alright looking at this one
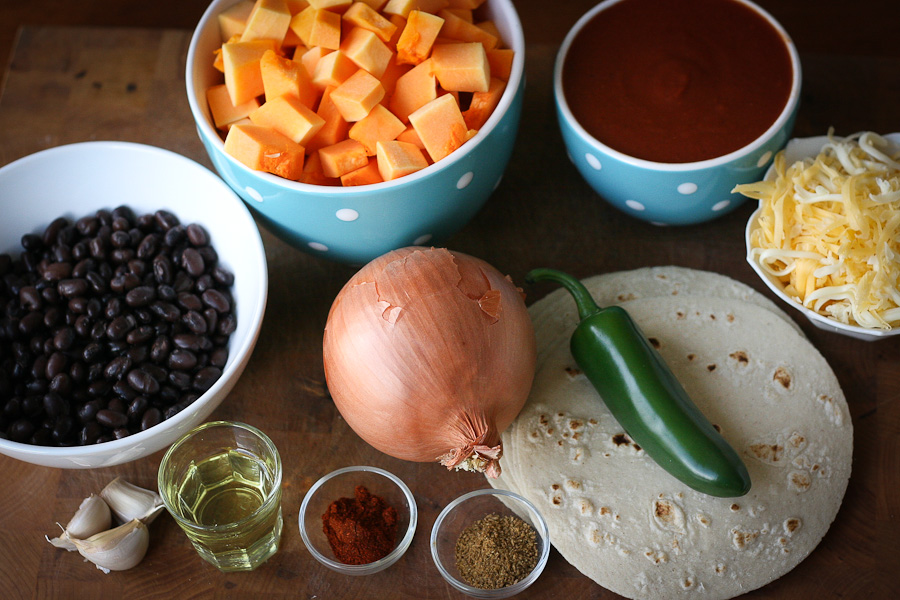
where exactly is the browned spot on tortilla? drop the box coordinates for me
[654,501,673,519]
[715,563,727,574]
[570,419,583,430]
[648,337,661,349]
[730,350,749,365]
[557,440,563,446]
[617,292,636,302]
[539,414,549,425]
[588,418,598,425]
[632,442,642,452]
[558,412,565,417]
[551,483,560,490]
[732,529,760,550]
[687,353,696,361]
[552,496,561,505]
[573,432,581,440]
[727,313,735,322]
[789,432,806,448]
[677,310,686,319]
[599,507,611,515]
[547,428,554,435]
[785,518,801,533]
[789,471,811,492]
[713,424,721,432]
[707,363,717,371]
[750,442,783,463]
[730,504,740,512]
[709,313,717,320]
[613,433,632,446]
[563,431,570,438]
[773,367,792,388]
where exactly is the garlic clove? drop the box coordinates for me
[46,494,112,552]
[99,477,165,525]
[72,519,150,573]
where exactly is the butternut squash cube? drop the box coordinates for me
[396,124,425,149]
[442,8,471,22]
[431,42,490,92]
[386,14,407,50]
[308,0,352,9]
[340,27,393,78]
[358,0,389,9]
[290,7,341,50]
[260,49,318,107]
[299,150,340,185]
[378,55,411,101]
[298,45,332,77]
[389,58,436,122]
[462,76,505,129]
[250,94,325,145]
[218,0,255,41]
[383,0,448,19]
[240,0,292,44]
[349,104,406,154]
[340,157,384,186]
[207,83,261,129]
[222,39,281,105]
[437,9,498,49]
[485,47,513,81]
[286,0,312,13]
[330,69,385,121]
[396,10,444,66]
[343,2,397,42]
[319,138,369,177]
[306,86,350,152]
[408,93,468,161]
[224,123,305,180]
[376,140,428,180]
[312,50,359,88]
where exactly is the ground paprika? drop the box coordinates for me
[322,485,399,564]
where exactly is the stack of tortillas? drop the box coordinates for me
[490,267,852,599]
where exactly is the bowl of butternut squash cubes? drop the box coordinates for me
[187,0,525,264]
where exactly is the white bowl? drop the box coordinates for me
[745,133,900,340]
[0,141,268,467]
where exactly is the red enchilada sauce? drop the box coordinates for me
[562,0,793,163]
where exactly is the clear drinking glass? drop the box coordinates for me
[158,421,283,572]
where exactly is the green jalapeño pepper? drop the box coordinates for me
[527,268,751,498]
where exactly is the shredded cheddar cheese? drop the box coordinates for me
[735,131,900,329]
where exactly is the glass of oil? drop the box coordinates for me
[158,421,283,571]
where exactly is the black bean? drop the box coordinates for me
[157,284,176,302]
[218,313,237,336]
[79,421,102,445]
[18,310,43,335]
[193,366,222,393]
[195,273,213,293]
[140,408,162,431]
[164,225,186,247]
[49,373,73,397]
[46,352,67,379]
[43,217,68,247]
[183,311,207,335]
[128,259,147,278]
[53,327,75,351]
[203,308,218,334]
[137,234,159,259]
[85,271,107,294]
[104,356,132,380]
[186,223,209,247]
[112,205,136,223]
[126,325,154,345]
[181,248,205,277]
[87,379,111,397]
[127,368,160,395]
[173,333,203,351]
[112,379,138,402]
[43,307,62,329]
[197,246,218,266]
[152,255,173,285]
[43,392,68,418]
[210,347,229,368]
[168,349,198,371]
[68,297,88,315]
[41,262,72,282]
[168,371,191,390]
[8,419,35,442]
[150,301,180,323]
[96,409,128,429]
[20,234,43,252]
[106,316,133,341]
[51,416,74,444]
[201,289,230,313]
[58,278,88,298]
[126,286,156,307]
[154,210,180,231]
[127,396,148,424]
[76,216,99,236]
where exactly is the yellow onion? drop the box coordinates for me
[323,247,536,477]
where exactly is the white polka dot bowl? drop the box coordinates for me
[554,0,801,226]
[0,141,267,468]
[744,133,900,341]
[186,0,525,265]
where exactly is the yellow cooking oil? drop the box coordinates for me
[167,447,283,571]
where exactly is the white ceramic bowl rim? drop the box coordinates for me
[298,465,418,573]
[0,141,268,462]
[429,487,551,596]
[744,133,900,340]
[186,0,526,194]
[554,0,802,172]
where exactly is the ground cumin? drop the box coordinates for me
[455,513,538,589]
[322,485,398,565]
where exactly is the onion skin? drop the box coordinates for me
[323,247,536,477]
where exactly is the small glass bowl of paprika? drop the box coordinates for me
[298,465,417,575]
[431,488,550,598]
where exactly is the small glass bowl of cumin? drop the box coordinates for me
[298,465,417,575]
[431,488,550,598]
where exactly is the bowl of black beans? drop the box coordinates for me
[0,141,267,468]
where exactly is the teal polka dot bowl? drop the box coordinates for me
[187,0,525,265]
[554,0,801,226]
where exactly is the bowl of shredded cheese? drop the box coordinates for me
[737,131,900,340]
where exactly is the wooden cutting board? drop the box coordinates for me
[1,24,899,600]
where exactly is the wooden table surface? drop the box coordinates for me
[1,1,898,598]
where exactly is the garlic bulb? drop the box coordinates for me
[72,519,150,574]
[47,494,112,551]
[100,477,165,525]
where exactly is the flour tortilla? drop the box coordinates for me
[492,294,852,600]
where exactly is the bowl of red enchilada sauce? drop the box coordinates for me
[555,0,800,225]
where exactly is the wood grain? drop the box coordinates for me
[0,2,899,597]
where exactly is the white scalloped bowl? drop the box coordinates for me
[744,133,900,341]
